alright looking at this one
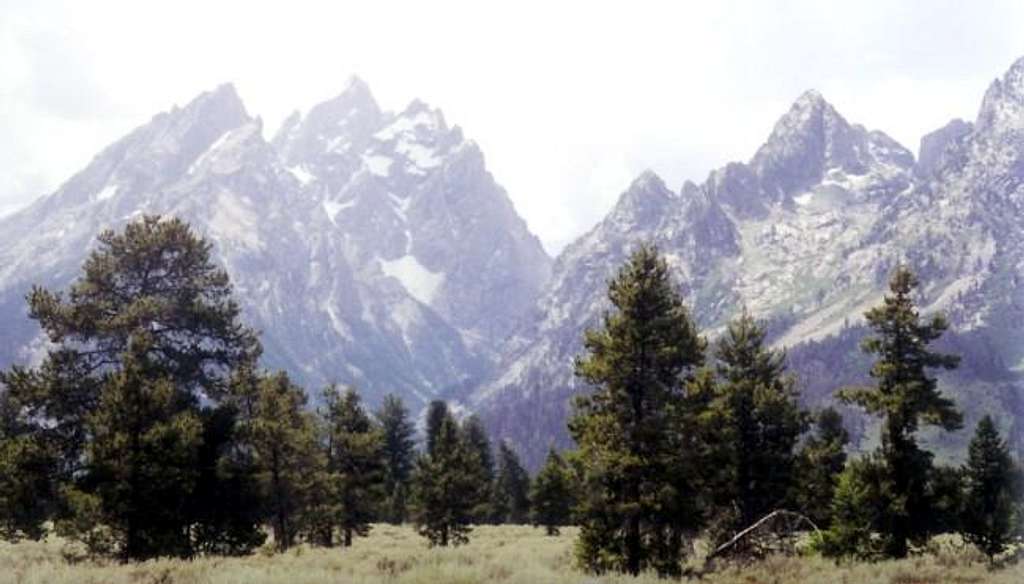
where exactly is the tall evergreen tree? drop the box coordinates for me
[960,415,1022,562]
[61,336,203,560]
[704,312,808,538]
[569,244,707,576]
[376,394,416,524]
[492,441,531,524]
[793,408,849,528]
[462,415,496,522]
[187,403,266,556]
[836,266,962,558]
[424,400,449,456]
[410,412,482,547]
[0,216,262,559]
[530,448,575,535]
[321,386,385,547]
[0,391,56,542]
[239,372,321,552]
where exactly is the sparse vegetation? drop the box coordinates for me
[0,525,1021,584]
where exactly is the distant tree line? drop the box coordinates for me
[0,218,1020,574]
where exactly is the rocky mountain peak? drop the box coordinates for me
[917,118,973,178]
[750,89,916,203]
[750,89,863,197]
[274,78,385,170]
[976,56,1024,134]
[614,168,671,204]
[765,89,844,143]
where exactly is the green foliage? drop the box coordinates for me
[55,486,118,559]
[462,415,496,523]
[812,455,892,560]
[492,441,531,524]
[376,394,416,525]
[187,404,266,556]
[424,400,449,457]
[835,266,962,558]
[410,413,483,547]
[0,216,263,560]
[236,372,322,552]
[925,465,964,537]
[702,312,809,538]
[320,386,386,546]
[569,244,706,577]
[960,415,1022,562]
[793,408,849,528]
[0,393,55,542]
[67,338,204,560]
[530,448,575,535]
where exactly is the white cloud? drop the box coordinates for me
[2,0,1023,254]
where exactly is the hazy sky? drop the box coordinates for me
[2,1,1023,253]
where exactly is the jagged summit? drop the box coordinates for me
[174,82,251,129]
[917,118,973,178]
[472,59,1024,468]
[976,55,1024,134]
[0,77,552,412]
[748,89,914,201]
[605,170,675,228]
[750,89,858,196]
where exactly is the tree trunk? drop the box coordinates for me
[625,514,641,575]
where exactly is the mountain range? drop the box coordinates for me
[0,78,550,408]
[473,57,1024,467]
[2,57,1024,469]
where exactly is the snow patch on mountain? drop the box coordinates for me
[288,165,315,185]
[95,184,118,202]
[362,154,393,176]
[381,255,444,305]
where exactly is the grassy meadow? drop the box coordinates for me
[1,524,1021,584]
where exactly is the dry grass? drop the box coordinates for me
[1,525,1021,584]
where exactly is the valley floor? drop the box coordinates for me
[1,524,1021,584]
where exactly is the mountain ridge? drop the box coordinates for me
[472,60,1024,468]
[0,79,552,410]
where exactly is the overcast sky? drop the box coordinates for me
[2,1,1023,253]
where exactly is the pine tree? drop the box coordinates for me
[410,412,482,547]
[492,441,531,524]
[836,265,962,558]
[813,454,892,560]
[530,448,575,535]
[240,372,322,552]
[321,386,385,547]
[0,216,262,558]
[187,403,266,556]
[425,400,449,456]
[0,392,56,541]
[794,408,849,528]
[61,335,203,560]
[462,415,496,522]
[960,415,1022,562]
[569,244,707,576]
[704,312,809,537]
[376,394,416,524]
